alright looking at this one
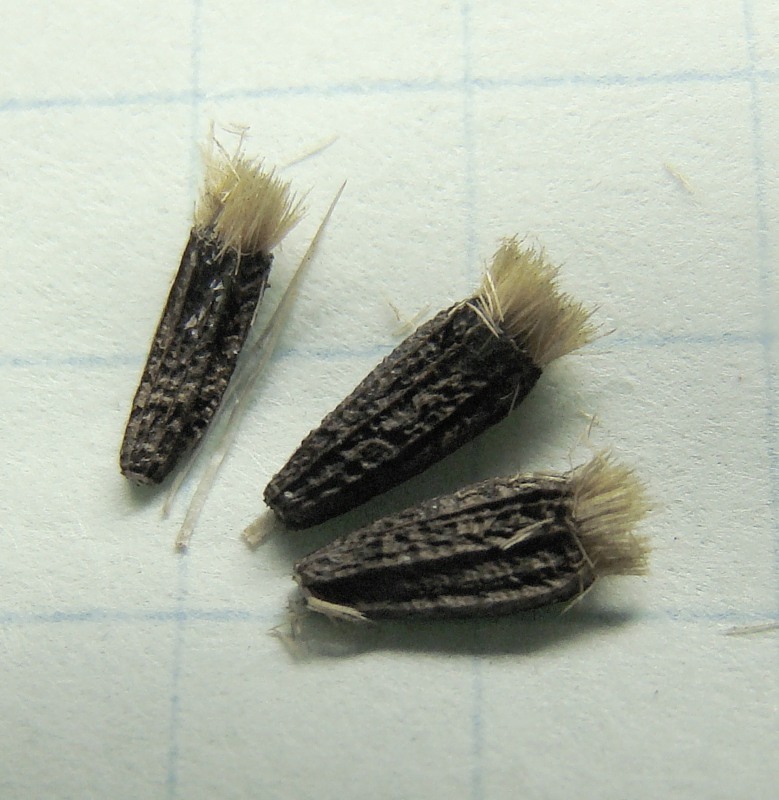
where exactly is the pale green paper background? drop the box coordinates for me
[1,2,778,799]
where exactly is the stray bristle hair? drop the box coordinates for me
[194,138,304,256]
[474,238,597,367]
[570,452,651,577]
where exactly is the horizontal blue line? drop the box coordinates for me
[0,89,192,113]
[209,77,458,102]
[0,343,393,370]
[0,353,142,369]
[0,330,770,371]
[0,606,775,627]
[473,67,757,90]
[3,66,779,115]
[0,607,270,625]
[592,330,769,349]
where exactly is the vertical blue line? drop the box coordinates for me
[470,630,485,800]
[461,4,485,799]
[166,561,188,800]
[461,0,478,287]
[189,0,204,188]
[742,2,779,636]
[167,2,203,797]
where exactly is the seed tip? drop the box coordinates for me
[475,237,598,367]
[569,451,651,577]
[194,131,305,256]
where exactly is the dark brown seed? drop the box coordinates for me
[265,240,596,529]
[266,303,540,527]
[119,139,302,485]
[294,454,649,621]
[120,232,272,484]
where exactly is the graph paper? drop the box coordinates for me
[1,2,777,798]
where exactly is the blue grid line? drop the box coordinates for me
[0,90,193,113]
[4,66,779,115]
[166,2,203,796]
[0,330,770,371]
[0,605,775,628]
[742,1,779,658]
[188,0,203,189]
[461,3,477,285]
[0,607,260,625]
[471,67,762,90]
[3,12,775,800]
[461,5,481,797]
[212,67,779,95]
[166,555,187,800]
[459,4,485,798]
[598,331,767,349]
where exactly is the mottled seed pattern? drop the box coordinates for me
[265,303,541,528]
[294,474,593,620]
[120,230,272,484]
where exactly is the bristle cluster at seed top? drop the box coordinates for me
[569,452,651,578]
[474,239,597,368]
[194,140,305,256]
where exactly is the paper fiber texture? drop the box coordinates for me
[1,2,778,799]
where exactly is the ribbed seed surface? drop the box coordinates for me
[295,475,594,620]
[266,303,542,528]
[120,230,272,484]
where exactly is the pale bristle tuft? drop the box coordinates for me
[194,139,304,255]
[569,452,651,577]
[474,238,597,367]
